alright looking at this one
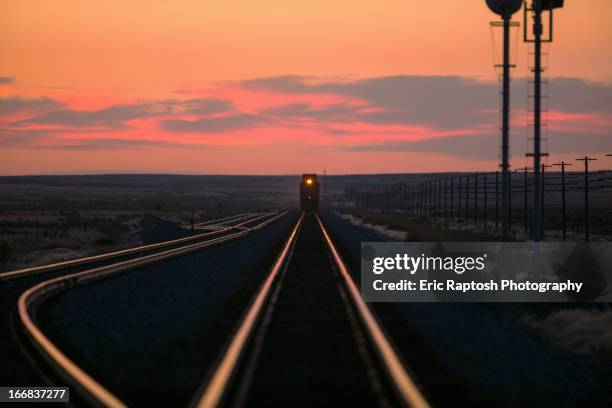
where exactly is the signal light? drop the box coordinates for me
[486,0,523,16]
[540,0,564,11]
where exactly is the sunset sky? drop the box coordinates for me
[1,0,611,175]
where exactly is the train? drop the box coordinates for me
[300,174,319,211]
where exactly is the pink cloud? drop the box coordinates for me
[2,75,610,174]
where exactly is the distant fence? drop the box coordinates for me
[343,169,612,241]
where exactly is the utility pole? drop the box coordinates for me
[540,163,553,238]
[425,182,428,217]
[383,187,387,212]
[395,184,399,212]
[444,178,448,220]
[508,169,513,234]
[458,175,463,221]
[422,183,426,217]
[474,173,479,226]
[438,179,442,214]
[484,173,488,231]
[516,166,531,233]
[408,186,412,215]
[553,161,572,240]
[576,156,597,241]
[463,175,468,222]
[417,185,420,217]
[431,180,436,216]
[450,177,454,220]
[386,186,389,212]
[495,171,499,230]
[417,184,420,217]
[397,184,401,211]
[428,181,433,217]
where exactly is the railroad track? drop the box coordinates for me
[1,211,287,404]
[10,211,430,408]
[1,212,281,282]
[195,212,430,408]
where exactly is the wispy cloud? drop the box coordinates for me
[260,102,370,123]
[43,138,205,150]
[243,75,498,129]
[15,103,167,129]
[1,96,245,150]
[0,77,14,85]
[343,132,612,160]
[242,75,612,130]
[0,96,63,116]
[152,97,235,115]
[2,75,610,159]
[242,75,314,94]
[0,127,204,150]
[161,114,262,133]
[15,98,234,129]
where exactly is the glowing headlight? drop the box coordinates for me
[306,179,313,185]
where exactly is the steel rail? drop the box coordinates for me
[194,213,304,408]
[193,213,273,229]
[217,213,275,227]
[315,214,430,408]
[1,212,277,281]
[230,212,280,229]
[195,213,257,227]
[17,210,288,408]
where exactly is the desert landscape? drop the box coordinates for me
[0,175,298,271]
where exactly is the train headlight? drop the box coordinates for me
[306,179,313,185]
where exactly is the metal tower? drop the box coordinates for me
[523,0,564,241]
[486,0,523,241]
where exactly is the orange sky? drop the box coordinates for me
[1,0,611,175]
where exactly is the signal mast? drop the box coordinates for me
[485,0,523,241]
[523,0,564,242]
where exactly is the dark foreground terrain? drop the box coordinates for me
[322,211,612,407]
[1,173,610,407]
